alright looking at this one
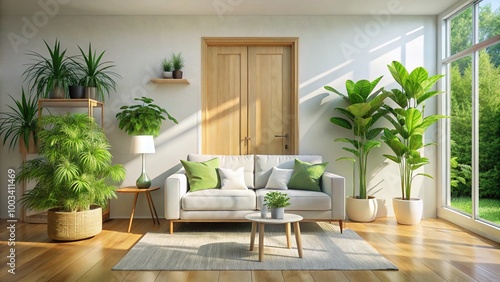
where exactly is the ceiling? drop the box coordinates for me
[1,0,460,16]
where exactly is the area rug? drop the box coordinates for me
[113,222,398,271]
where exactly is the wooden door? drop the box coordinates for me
[248,46,292,154]
[203,46,248,154]
[202,38,298,155]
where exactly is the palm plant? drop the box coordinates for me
[381,61,447,200]
[0,89,38,152]
[325,77,389,199]
[23,39,76,98]
[73,43,121,101]
[18,113,125,212]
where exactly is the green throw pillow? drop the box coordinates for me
[287,159,328,191]
[181,158,221,192]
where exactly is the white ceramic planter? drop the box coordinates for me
[346,196,378,222]
[162,71,173,78]
[393,197,423,225]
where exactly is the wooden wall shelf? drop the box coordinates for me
[151,78,190,84]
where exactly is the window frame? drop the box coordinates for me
[438,0,500,243]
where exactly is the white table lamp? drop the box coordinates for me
[131,135,156,188]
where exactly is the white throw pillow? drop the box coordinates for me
[218,167,248,190]
[265,167,293,190]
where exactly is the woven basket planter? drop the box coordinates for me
[47,205,102,241]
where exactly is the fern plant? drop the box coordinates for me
[115,96,178,137]
[18,113,125,212]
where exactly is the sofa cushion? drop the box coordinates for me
[265,167,293,190]
[288,159,328,191]
[218,167,247,190]
[256,189,331,211]
[188,154,254,188]
[254,155,323,188]
[181,158,220,192]
[182,189,256,211]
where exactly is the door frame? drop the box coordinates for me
[201,37,299,154]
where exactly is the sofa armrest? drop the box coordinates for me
[321,172,346,220]
[164,170,188,219]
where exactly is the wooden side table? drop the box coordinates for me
[245,212,303,262]
[117,186,160,232]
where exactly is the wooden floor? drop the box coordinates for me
[1,217,499,282]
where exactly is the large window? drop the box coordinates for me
[442,0,500,234]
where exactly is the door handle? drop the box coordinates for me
[274,133,288,139]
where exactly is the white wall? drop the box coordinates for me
[0,14,438,219]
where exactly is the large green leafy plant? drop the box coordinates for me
[116,96,178,137]
[382,61,447,200]
[0,89,38,151]
[18,113,125,212]
[72,43,121,101]
[325,77,389,199]
[23,39,76,98]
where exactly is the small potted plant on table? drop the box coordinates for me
[264,191,291,219]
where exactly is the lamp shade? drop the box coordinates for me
[131,135,156,154]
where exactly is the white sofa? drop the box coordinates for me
[165,154,345,233]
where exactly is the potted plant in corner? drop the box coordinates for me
[324,76,389,222]
[171,52,184,79]
[0,89,38,154]
[72,43,121,101]
[381,61,447,225]
[264,191,291,219]
[161,58,173,79]
[18,113,125,241]
[23,39,76,99]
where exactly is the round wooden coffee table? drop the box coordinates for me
[245,212,303,261]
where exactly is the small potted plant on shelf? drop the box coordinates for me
[324,76,389,222]
[18,113,125,241]
[171,52,184,79]
[23,39,76,99]
[264,191,291,219]
[381,61,447,225]
[72,43,121,101]
[0,89,38,154]
[161,58,173,79]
